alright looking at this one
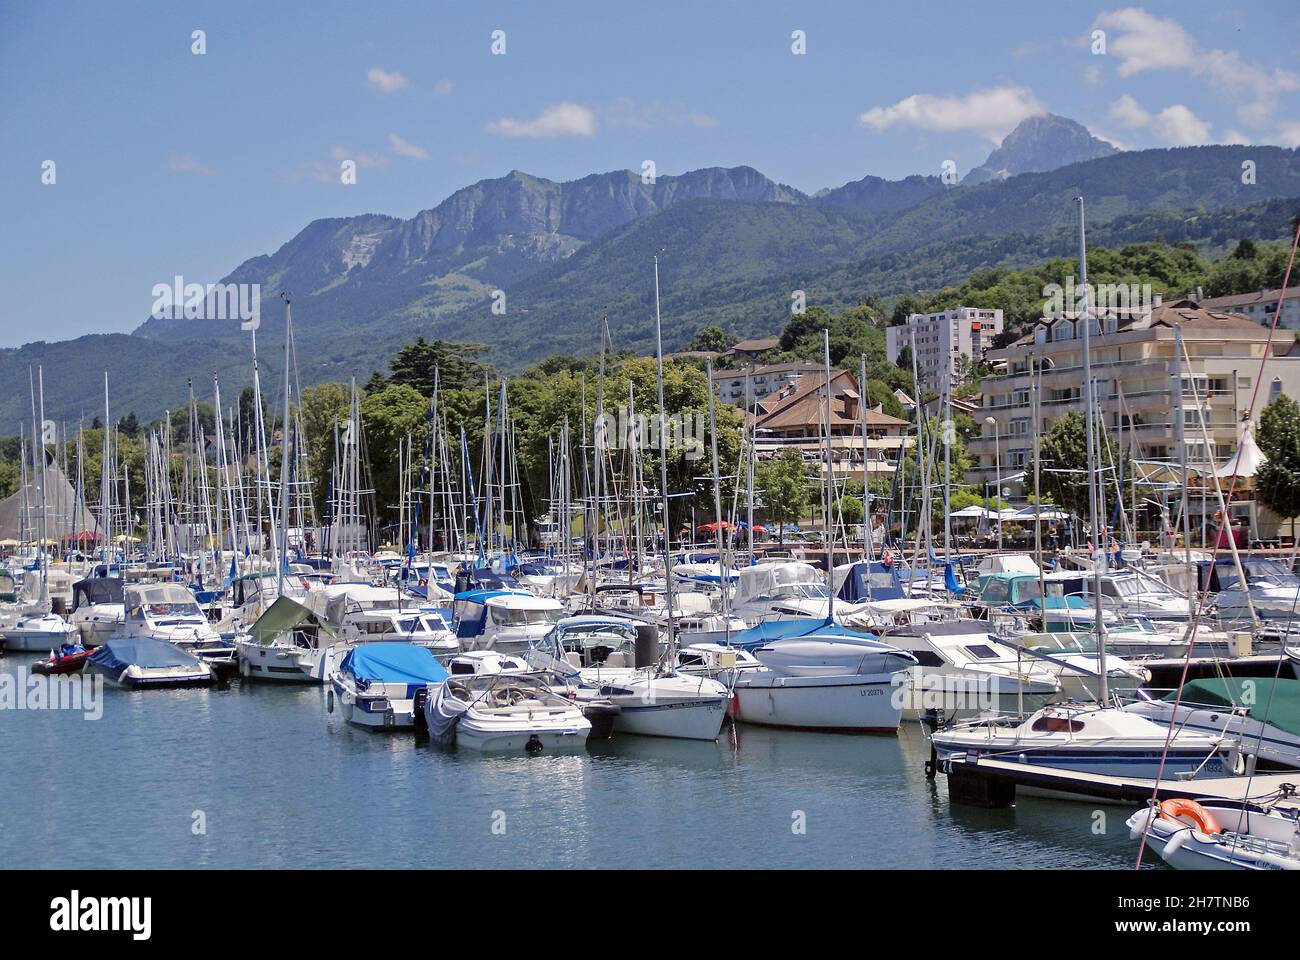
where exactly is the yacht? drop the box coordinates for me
[423,670,591,753]
[1128,798,1300,870]
[117,581,236,669]
[1124,677,1300,771]
[235,595,346,683]
[69,577,125,646]
[452,588,565,655]
[328,642,449,730]
[527,615,731,741]
[868,619,1062,719]
[1200,558,1300,623]
[87,635,214,688]
[731,561,851,624]
[722,624,918,732]
[932,701,1236,781]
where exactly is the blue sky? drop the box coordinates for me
[2,0,1297,347]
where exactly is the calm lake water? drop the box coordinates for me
[0,656,1145,869]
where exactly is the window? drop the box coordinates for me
[1031,715,1085,733]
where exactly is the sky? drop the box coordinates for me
[1,0,1297,348]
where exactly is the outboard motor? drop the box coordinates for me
[634,624,659,668]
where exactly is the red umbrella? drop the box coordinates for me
[64,530,103,542]
[696,521,735,533]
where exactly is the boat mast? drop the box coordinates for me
[652,253,677,666]
[1076,196,1108,705]
[823,330,835,624]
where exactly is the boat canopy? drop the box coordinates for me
[337,643,449,685]
[72,577,124,611]
[834,561,905,603]
[250,595,340,646]
[726,618,867,651]
[89,636,204,671]
[1165,678,1300,738]
[734,561,821,603]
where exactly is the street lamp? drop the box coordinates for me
[984,415,1001,550]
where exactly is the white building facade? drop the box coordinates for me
[886,306,1004,392]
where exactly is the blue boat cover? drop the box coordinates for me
[726,619,870,651]
[88,636,203,671]
[836,562,905,603]
[338,643,448,685]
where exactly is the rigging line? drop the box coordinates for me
[1136,212,1300,869]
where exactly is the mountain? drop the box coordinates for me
[134,166,806,342]
[964,114,1119,185]
[9,141,1300,427]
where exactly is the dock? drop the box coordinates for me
[944,754,1300,809]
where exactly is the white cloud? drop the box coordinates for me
[387,132,428,160]
[367,67,408,93]
[1108,94,1150,129]
[432,79,454,96]
[485,102,596,139]
[1107,94,1211,145]
[1277,122,1300,148]
[1093,8,1196,77]
[1151,105,1211,146]
[1084,64,1103,86]
[1093,7,1299,130]
[168,154,214,176]
[856,85,1045,142]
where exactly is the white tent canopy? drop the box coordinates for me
[1214,427,1267,479]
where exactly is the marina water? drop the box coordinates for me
[1,658,1142,869]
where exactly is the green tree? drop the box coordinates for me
[388,337,488,396]
[1033,412,1130,525]
[756,447,810,544]
[688,325,731,352]
[1254,395,1300,540]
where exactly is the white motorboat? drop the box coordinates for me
[423,671,591,753]
[86,635,214,688]
[328,642,449,730]
[868,618,1062,719]
[723,625,918,732]
[452,589,565,655]
[235,595,346,683]
[731,561,849,624]
[0,611,79,652]
[1124,677,1300,771]
[1128,798,1300,870]
[69,577,125,647]
[1203,557,1300,623]
[932,702,1236,781]
[527,615,731,740]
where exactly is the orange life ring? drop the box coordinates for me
[1158,798,1222,835]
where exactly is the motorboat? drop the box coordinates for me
[731,561,852,624]
[451,589,565,655]
[1128,798,1300,870]
[722,622,918,732]
[1201,557,1300,622]
[932,701,1236,781]
[328,642,449,730]
[999,632,1150,702]
[117,581,237,673]
[867,618,1062,719]
[69,577,125,646]
[0,611,79,652]
[235,595,346,683]
[423,671,591,753]
[1124,677,1300,771]
[86,635,214,688]
[1046,569,1193,623]
[527,615,731,740]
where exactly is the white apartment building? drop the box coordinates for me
[970,299,1300,495]
[886,306,1004,392]
[1199,286,1300,330]
[710,360,824,408]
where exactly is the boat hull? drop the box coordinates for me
[731,671,902,732]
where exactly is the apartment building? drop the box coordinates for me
[1199,286,1300,330]
[885,306,1004,392]
[711,360,824,409]
[969,298,1300,492]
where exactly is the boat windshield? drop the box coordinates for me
[784,582,829,600]
[491,606,564,626]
